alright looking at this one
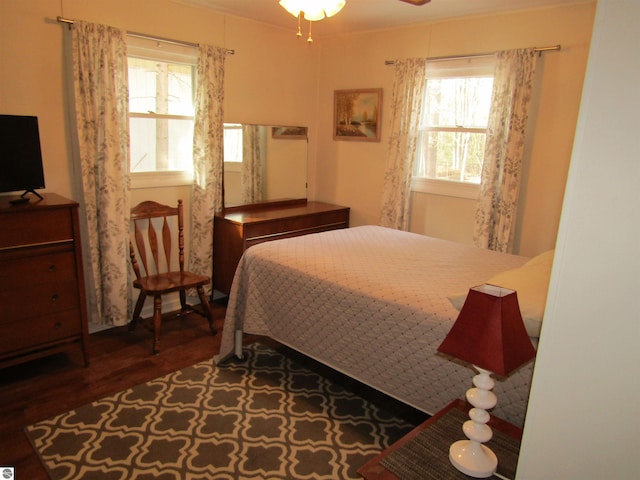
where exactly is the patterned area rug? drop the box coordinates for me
[25,342,415,480]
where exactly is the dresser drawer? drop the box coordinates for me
[0,310,82,354]
[0,208,74,249]
[0,279,80,324]
[0,246,76,290]
[244,209,349,243]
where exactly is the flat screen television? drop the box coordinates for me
[0,114,46,200]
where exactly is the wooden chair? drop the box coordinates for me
[128,199,216,354]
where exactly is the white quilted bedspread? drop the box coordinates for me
[217,225,535,427]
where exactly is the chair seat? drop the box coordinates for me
[133,271,210,294]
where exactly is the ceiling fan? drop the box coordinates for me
[398,0,432,5]
[280,0,432,43]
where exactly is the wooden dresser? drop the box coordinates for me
[213,200,350,295]
[0,193,89,368]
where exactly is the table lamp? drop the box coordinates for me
[437,284,536,478]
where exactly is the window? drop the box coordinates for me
[222,123,243,174]
[412,57,495,198]
[127,36,197,187]
[223,123,243,163]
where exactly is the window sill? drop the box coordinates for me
[130,171,193,189]
[411,177,480,200]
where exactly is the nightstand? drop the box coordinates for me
[358,399,522,480]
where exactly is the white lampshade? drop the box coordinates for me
[279,0,346,21]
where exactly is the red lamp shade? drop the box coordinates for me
[438,284,536,376]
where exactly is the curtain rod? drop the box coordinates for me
[56,16,235,55]
[384,44,560,65]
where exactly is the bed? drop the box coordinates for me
[215,225,548,427]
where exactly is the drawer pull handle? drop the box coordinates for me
[51,294,59,303]
[54,322,62,329]
[48,264,57,272]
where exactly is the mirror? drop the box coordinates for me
[223,123,307,208]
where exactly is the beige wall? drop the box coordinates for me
[1,1,594,264]
[0,0,319,205]
[518,1,638,476]
[315,3,596,256]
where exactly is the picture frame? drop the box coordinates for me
[271,126,308,139]
[333,88,382,142]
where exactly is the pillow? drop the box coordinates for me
[448,250,554,338]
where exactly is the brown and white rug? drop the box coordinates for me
[25,342,416,480]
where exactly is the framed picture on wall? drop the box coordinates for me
[272,126,308,139]
[333,88,382,142]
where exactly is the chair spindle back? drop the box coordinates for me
[129,200,185,279]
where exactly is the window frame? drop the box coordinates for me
[126,36,197,189]
[411,56,496,199]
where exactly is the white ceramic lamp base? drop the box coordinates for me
[449,439,497,478]
[449,366,499,478]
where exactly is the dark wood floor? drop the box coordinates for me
[0,300,426,478]
[0,300,236,478]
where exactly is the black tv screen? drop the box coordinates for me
[0,114,46,195]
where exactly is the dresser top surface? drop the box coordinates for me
[0,193,77,213]
[218,201,349,225]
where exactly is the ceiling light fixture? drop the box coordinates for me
[279,0,346,44]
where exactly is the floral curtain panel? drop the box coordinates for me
[379,58,428,230]
[473,48,538,253]
[189,44,226,292]
[70,21,130,326]
[241,124,265,204]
